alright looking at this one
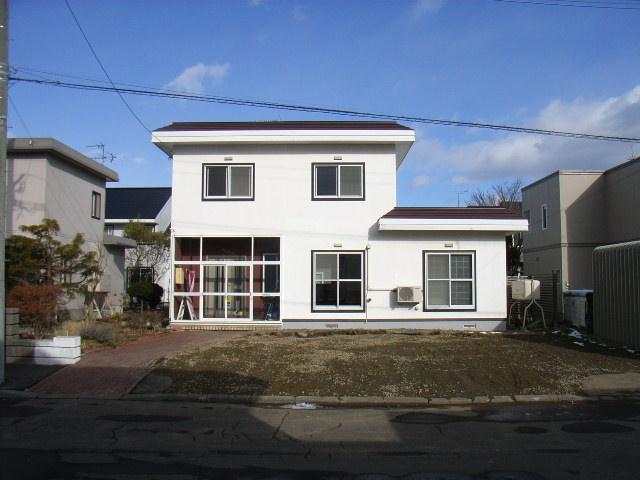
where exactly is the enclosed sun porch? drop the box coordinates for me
[172,236,281,324]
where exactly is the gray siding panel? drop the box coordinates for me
[593,241,640,349]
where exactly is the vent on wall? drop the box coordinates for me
[396,287,421,304]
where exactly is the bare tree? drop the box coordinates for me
[468,178,523,212]
[468,178,524,275]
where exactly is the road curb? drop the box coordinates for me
[2,389,633,407]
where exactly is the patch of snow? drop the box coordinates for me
[283,402,318,410]
[567,329,583,339]
[552,330,560,334]
[573,341,585,347]
[626,349,636,354]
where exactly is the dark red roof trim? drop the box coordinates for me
[381,207,524,220]
[154,121,411,132]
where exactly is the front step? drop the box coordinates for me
[171,323,281,332]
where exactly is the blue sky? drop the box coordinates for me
[8,0,640,206]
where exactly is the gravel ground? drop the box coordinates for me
[139,330,640,398]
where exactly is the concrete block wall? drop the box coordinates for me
[5,308,81,365]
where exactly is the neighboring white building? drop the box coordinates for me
[104,187,172,301]
[7,138,134,317]
[152,121,527,331]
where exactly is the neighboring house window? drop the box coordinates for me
[127,267,154,286]
[541,204,548,230]
[312,163,364,200]
[91,191,101,219]
[312,251,364,311]
[104,224,114,236]
[423,251,475,311]
[202,164,254,200]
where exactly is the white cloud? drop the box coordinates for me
[411,0,443,19]
[411,174,430,189]
[133,156,145,166]
[248,0,263,6]
[291,5,308,22]
[406,85,640,183]
[166,62,230,93]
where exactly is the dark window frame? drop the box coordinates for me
[126,266,154,288]
[201,163,255,201]
[541,204,548,230]
[311,162,365,201]
[422,250,477,312]
[311,250,366,313]
[91,191,101,219]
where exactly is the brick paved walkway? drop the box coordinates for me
[30,331,244,396]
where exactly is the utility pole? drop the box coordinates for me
[0,0,8,384]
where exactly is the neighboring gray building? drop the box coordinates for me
[105,187,171,302]
[522,156,640,291]
[7,138,134,316]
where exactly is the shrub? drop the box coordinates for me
[80,322,117,345]
[127,281,163,309]
[7,284,62,337]
[123,311,164,331]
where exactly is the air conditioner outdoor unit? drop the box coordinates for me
[396,286,421,304]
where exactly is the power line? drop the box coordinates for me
[486,0,640,10]
[8,97,32,137]
[9,75,640,144]
[63,0,151,134]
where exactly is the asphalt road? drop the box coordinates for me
[1,396,640,479]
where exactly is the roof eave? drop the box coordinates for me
[8,138,119,182]
[378,218,529,233]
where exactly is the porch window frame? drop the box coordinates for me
[311,163,365,201]
[422,250,477,312]
[201,163,255,201]
[172,236,281,322]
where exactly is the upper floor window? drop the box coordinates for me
[91,191,101,219]
[312,163,364,200]
[541,204,548,230]
[202,164,254,200]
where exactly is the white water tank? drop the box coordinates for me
[511,279,541,301]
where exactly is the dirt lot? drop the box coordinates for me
[145,330,640,398]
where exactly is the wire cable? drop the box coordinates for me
[486,0,640,10]
[63,0,151,133]
[9,75,640,144]
[8,96,33,137]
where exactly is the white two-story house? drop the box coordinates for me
[152,121,527,331]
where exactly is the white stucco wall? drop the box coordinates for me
[170,142,509,330]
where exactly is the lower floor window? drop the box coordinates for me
[424,251,475,310]
[312,251,364,311]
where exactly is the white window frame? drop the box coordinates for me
[423,251,476,311]
[202,164,254,200]
[172,236,280,322]
[312,251,365,311]
[541,204,548,230]
[313,163,364,200]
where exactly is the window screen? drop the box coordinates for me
[313,164,363,199]
[203,164,253,199]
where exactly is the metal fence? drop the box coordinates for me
[593,240,640,349]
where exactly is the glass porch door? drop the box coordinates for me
[203,264,251,320]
